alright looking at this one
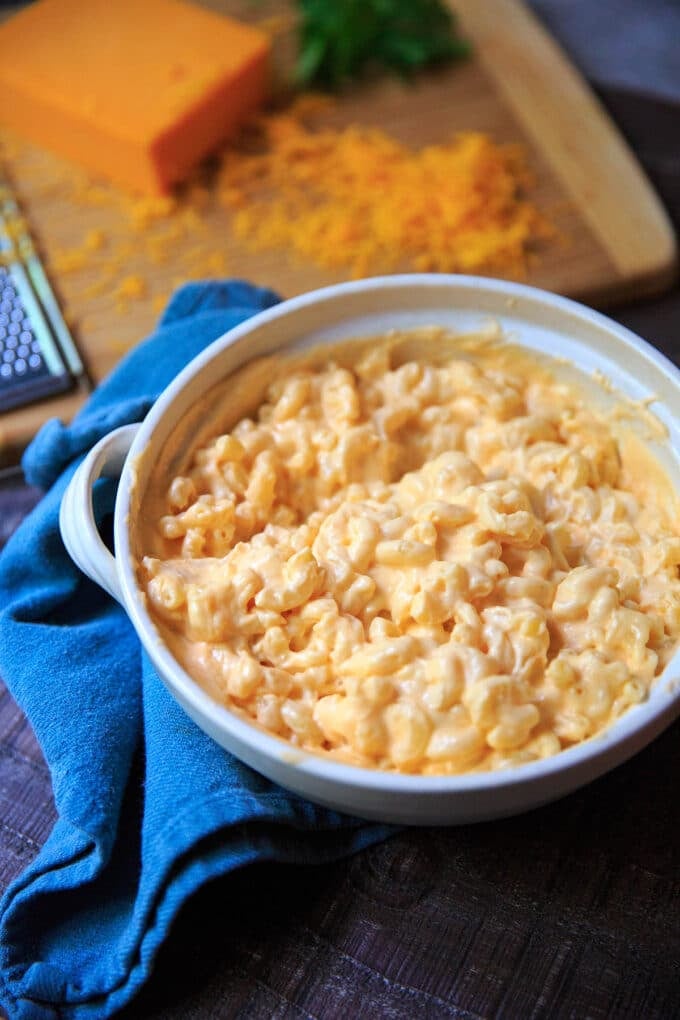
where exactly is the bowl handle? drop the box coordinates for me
[59,423,141,604]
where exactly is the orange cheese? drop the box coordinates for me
[0,0,271,194]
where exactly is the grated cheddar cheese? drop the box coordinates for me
[218,98,555,278]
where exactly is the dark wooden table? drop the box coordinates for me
[1,85,679,1019]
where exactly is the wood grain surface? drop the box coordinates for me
[115,734,680,1020]
[0,0,676,461]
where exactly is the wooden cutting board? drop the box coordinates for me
[0,0,676,464]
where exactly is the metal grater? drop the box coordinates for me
[0,263,73,411]
[0,171,86,415]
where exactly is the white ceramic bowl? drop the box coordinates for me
[60,275,680,825]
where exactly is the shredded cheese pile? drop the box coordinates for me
[218,98,554,277]
[1,96,555,328]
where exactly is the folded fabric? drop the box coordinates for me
[0,281,392,1020]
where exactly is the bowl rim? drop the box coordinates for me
[115,273,680,795]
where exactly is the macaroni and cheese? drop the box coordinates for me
[138,330,680,774]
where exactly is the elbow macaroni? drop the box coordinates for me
[139,332,680,774]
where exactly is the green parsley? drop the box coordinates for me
[295,0,471,90]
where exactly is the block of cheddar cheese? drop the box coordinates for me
[0,0,271,194]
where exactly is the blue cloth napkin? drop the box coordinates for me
[0,281,392,1020]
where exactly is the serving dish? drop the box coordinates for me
[59,275,680,825]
